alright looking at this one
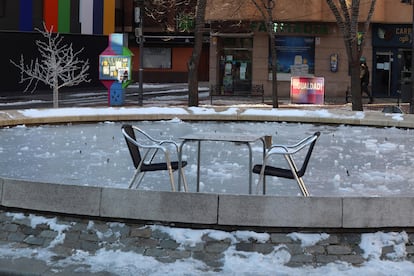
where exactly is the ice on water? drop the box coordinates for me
[1,119,414,196]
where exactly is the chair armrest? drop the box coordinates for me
[133,126,162,143]
[123,132,168,152]
[132,125,180,150]
[130,125,180,151]
[267,145,290,155]
[159,140,180,149]
[267,132,320,156]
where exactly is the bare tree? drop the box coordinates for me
[188,0,206,106]
[251,0,278,108]
[141,0,201,106]
[326,0,376,111]
[10,23,90,108]
[145,0,194,32]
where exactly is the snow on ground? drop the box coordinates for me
[1,212,414,275]
[12,106,368,119]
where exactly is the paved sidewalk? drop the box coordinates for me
[0,82,410,113]
[0,208,410,276]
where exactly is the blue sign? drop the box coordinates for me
[272,36,315,74]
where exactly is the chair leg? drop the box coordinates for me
[255,164,266,195]
[128,169,142,189]
[180,168,189,192]
[135,173,146,189]
[167,169,176,192]
[296,177,310,197]
[166,165,176,192]
[129,161,147,189]
[163,153,176,192]
[285,155,310,197]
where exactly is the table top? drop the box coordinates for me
[180,132,264,143]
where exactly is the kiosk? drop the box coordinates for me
[99,34,133,106]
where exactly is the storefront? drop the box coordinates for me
[129,35,210,83]
[372,24,412,99]
[209,21,331,98]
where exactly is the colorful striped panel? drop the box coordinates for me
[79,0,94,34]
[43,0,58,31]
[21,0,114,34]
[32,0,44,30]
[103,0,115,35]
[70,0,81,33]
[19,0,33,31]
[58,0,71,33]
[93,0,104,35]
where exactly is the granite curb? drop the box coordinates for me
[0,106,413,129]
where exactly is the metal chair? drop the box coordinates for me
[121,124,188,192]
[253,132,320,196]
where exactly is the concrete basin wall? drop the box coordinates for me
[2,177,414,229]
[1,107,414,229]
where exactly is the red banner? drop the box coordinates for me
[290,77,325,104]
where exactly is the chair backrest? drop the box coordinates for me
[122,124,141,169]
[297,132,320,177]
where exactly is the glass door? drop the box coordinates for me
[373,51,394,97]
[222,49,252,94]
[219,37,253,95]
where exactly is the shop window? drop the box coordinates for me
[143,47,172,69]
[270,36,315,78]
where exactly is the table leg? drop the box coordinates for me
[247,143,253,194]
[261,138,266,195]
[197,141,201,192]
[178,141,186,191]
[246,138,266,195]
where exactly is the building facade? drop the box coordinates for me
[124,0,209,83]
[1,0,412,100]
[0,0,206,93]
[205,0,413,100]
[0,0,116,35]
[0,0,117,92]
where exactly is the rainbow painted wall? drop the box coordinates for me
[8,0,115,35]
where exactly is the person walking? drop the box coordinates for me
[360,57,373,104]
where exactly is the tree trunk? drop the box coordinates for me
[350,60,363,111]
[410,2,414,114]
[268,18,278,108]
[325,0,376,112]
[251,0,279,107]
[350,38,363,111]
[53,85,59,108]
[188,0,206,107]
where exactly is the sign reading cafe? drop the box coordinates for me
[372,24,413,47]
